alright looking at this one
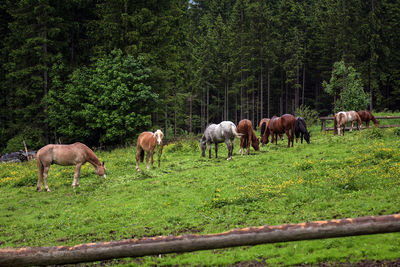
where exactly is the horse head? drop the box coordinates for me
[153,129,164,145]
[304,131,311,144]
[96,161,106,178]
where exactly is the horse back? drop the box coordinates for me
[137,132,156,151]
[37,143,88,166]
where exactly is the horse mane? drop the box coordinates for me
[81,144,102,166]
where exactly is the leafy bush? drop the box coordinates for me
[294,105,320,126]
[47,49,157,146]
[4,128,45,153]
[394,128,400,137]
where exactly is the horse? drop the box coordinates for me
[268,114,296,147]
[357,110,379,128]
[237,119,260,155]
[36,142,106,192]
[259,118,270,146]
[200,121,242,160]
[136,129,164,172]
[295,117,310,144]
[334,111,362,136]
[260,118,284,146]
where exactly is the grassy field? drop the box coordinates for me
[1,114,400,266]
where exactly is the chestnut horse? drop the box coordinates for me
[357,110,379,128]
[136,130,164,172]
[237,119,260,155]
[334,111,362,136]
[260,118,284,145]
[259,118,270,146]
[36,142,106,192]
[268,114,296,147]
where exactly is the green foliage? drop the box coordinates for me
[394,128,400,137]
[294,105,320,126]
[47,49,157,145]
[4,128,45,153]
[323,60,370,113]
[362,127,383,140]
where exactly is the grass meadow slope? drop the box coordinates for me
[1,115,400,266]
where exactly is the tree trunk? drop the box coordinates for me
[260,63,263,119]
[302,63,306,106]
[267,66,270,118]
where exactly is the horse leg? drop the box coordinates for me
[225,140,232,160]
[72,163,82,188]
[350,121,353,132]
[150,150,154,168]
[37,161,44,192]
[208,142,212,159]
[39,165,51,192]
[240,137,244,156]
[286,130,290,147]
[215,143,218,158]
[146,152,151,170]
[136,148,142,172]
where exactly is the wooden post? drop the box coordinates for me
[23,140,30,161]
[1,214,400,267]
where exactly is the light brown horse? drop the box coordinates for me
[36,142,106,192]
[357,110,379,128]
[136,129,164,172]
[268,114,296,147]
[334,111,362,136]
[237,119,260,155]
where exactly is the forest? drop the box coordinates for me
[1,0,400,152]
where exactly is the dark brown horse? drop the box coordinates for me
[136,130,164,172]
[268,114,296,147]
[237,119,260,155]
[259,118,270,146]
[36,142,106,192]
[357,110,379,128]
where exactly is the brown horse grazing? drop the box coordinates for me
[268,114,296,147]
[334,111,362,136]
[36,142,106,192]
[136,129,164,172]
[259,118,270,146]
[237,119,260,155]
[357,110,379,128]
[260,118,284,146]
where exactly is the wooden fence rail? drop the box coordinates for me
[320,116,400,131]
[1,214,400,267]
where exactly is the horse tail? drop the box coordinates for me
[139,149,144,162]
[260,122,266,136]
[231,125,242,138]
[36,151,44,190]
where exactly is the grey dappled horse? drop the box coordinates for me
[200,121,241,160]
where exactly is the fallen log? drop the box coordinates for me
[1,214,400,267]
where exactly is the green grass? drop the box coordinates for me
[1,115,400,266]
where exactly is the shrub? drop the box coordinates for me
[294,105,320,126]
[362,127,383,139]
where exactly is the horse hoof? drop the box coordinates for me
[36,188,42,192]
[136,168,140,172]
[227,157,232,161]
[46,188,51,192]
